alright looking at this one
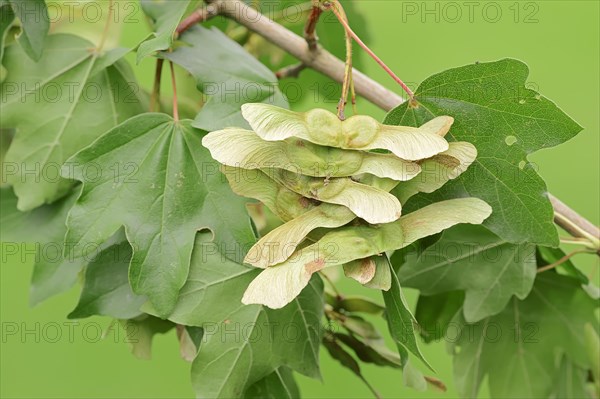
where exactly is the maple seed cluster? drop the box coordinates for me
[202,104,491,308]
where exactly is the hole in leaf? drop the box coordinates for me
[505,136,517,146]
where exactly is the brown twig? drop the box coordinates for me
[200,0,599,249]
[275,63,307,79]
[204,0,402,111]
[550,194,600,243]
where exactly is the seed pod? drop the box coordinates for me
[362,256,392,290]
[268,169,402,224]
[241,103,453,160]
[342,254,393,290]
[394,142,477,204]
[353,174,400,192]
[343,258,377,284]
[203,128,422,180]
[242,198,492,309]
[245,204,355,268]
[201,103,489,309]
[221,167,315,222]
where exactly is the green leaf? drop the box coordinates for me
[398,224,537,322]
[61,114,255,316]
[553,353,593,399]
[1,186,71,243]
[340,314,381,339]
[389,232,442,273]
[451,273,600,398]
[322,333,380,398]
[331,296,385,315]
[585,323,600,387]
[9,0,49,61]
[0,187,88,305]
[1,34,146,210]
[414,291,464,343]
[384,59,582,246]
[382,255,431,370]
[119,315,174,360]
[1,130,13,173]
[244,367,300,399]
[402,359,427,391]
[161,26,288,131]
[335,332,401,369]
[145,234,323,398]
[68,241,146,319]
[136,0,191,63]
[0,2,15,65]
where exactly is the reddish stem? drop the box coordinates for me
[304,5,323,51]
[328,4,414,99]
[536,249,589,273]
[176,8,211,35]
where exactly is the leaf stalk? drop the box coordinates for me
[536,249,591,273]
[150,59,164,113]
[304,2,323,51]
[97,0,114,52]
[324,0,414,99]
[169,61,179,121]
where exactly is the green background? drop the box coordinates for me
[1,1,598,398]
